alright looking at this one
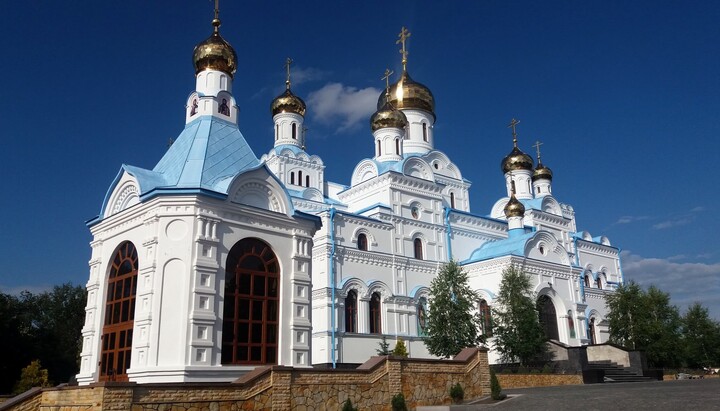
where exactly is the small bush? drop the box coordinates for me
[391,393,407,411]
[541,364,553,374]
[341,398,358,411]
[376,336,391,355]
[13,360,52,394]
[449,382,464,404]
[490,369,506,401]
[392,338,409,357]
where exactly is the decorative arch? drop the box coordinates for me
[403,157,435,182]
[100,241,138,381]
[227,168,294,217]
[351,159,379,186]
[339,277,368,299]
[525,232,570,265]
[222,238,280,365]
[540,196,562,216]
[351,227,375,251]
[537,294,559,341]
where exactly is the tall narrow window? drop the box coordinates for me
[357,233,368,251]
[479,299,492,336]
[413,238,423,260]
[596,276,602,289]
[395,138,400,155]
[298,170,303,186]
[100,241,138,382]
[422,123,428,142]
[377,140,381,156]
[345,291,357,333]
[589,318,596,344]
[292,123,297,139]
[417,297,428,336]
[511,180,516,195]
[305,175,310,187]
[275,124,279,140]
[290,172,295,185]
[567,310,576,338]
[369,292,382,334]
[584,274,590,287]
[222,238,279,365]
[450,192,455,209]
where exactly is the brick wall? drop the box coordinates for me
[497,373,583,389]
[0,348,490,411]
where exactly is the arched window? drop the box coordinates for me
[589,318,596,344]
[298,170,303,186]
[275,124,279,140]
[222,238,279,365]
[219,98,230,116]
[369,292,382,334]
[377,140,382,156]
[596,276,602,289]
[190,99,198,116]
[567,310,576,339]
[345,291,358,333]
[479,299,492,337]
[357,233,368,251]
[417,297,428,336]
[292,123,297,139]
[395,138,400,155]
[305,175,310,187]
[290,172,295,185]
[584,274,590,287]
[450,192,455,209]
[413,238,423,260]
[100,241,138,382]
[537,295,559,341]
[422,122,428,142]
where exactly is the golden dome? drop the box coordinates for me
[271,88,306,117]
[501,147,534,174]
[377,70,435,115]
[504,195,525,218]
[192,20,237,78]
[532,162,553,181]
[370,102,408,132]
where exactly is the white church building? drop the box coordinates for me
[76,9,621,385]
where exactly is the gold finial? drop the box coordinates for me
[508,118,520,147]
[397,27,411,71]
[381,68,394,98]
[284,57,293,90]
[532,140,543,163]
[212,0,221,33]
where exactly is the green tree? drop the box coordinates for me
[491,265,547,365]
[392,338,408,357]
[13,360,52,394]
[681,303,720,368]
[606,281,682,368]
[376,335,391,355]
[424,261,481,358]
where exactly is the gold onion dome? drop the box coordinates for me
[271,88,306,117]
[532,162,553,181]
[192,18,238,78]
[504,195,525,218]
[501,147,534,174]
[370,102,408,132]
[377,70,435,114]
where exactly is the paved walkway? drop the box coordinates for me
[476,379,720,410]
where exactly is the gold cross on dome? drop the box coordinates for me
[532,140,543,162]
[284,57,293,89]
[508,118,520,147]
[381,68,394,97]
[397,27,411,70]
[211,0,221,32]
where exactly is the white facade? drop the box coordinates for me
[77,16,622,385]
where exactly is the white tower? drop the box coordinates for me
[271,58,307,150]
[501,119,534,200]
[370,69,408,162]
[531,140,553,197]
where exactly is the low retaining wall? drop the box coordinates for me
[497,374,583,389]
[1,348,490,411]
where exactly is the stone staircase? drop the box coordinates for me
[586,360,656,383]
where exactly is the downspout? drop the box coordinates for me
[444,206,453,261]
[617,247,625,285]
[329,207,337,369]
[574,236,584,302]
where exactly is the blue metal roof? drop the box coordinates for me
[519,197,544,211]
[462,232,535,264]
[272,144,307,156]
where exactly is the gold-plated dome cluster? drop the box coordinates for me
[501,119,534,173]
[271,88,306,117]
[533,163,553,181]
[504,194,526,218]
[192,15,237,78]
[377,70,435,114]
[371,102,408,132]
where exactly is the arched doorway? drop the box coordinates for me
[537,295,559,341]
[100,241,138,381]
[222,238,279,365]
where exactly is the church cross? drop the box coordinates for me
[284,57,293,89]
[212,0,221,32]
[397,27,411,70]
[381,68,394,97]
[508,118,520,147]
[532,140,543,162]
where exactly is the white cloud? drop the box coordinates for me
[614,215,650,225]
[292,67,330,85]
[621,251,720,319]
[307,83,381,132]
[652,217,693,230]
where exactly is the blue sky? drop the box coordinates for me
[2,1,719,318]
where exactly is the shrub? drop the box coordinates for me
[376,336,391,355]
[542,364,553,374]
[13,360,52,394]
[392,338,409,357]
[490,369,506,401]
[391,393,407,411]
[449,382,464,404]
[341,398,358,411]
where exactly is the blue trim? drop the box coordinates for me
[353,203,393,215]
[573,235,580,266]
[329,208,337,369]
[617,247,625,285]
[444,207,453,261]
[334,209,388,225]
[579,269,586,303]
